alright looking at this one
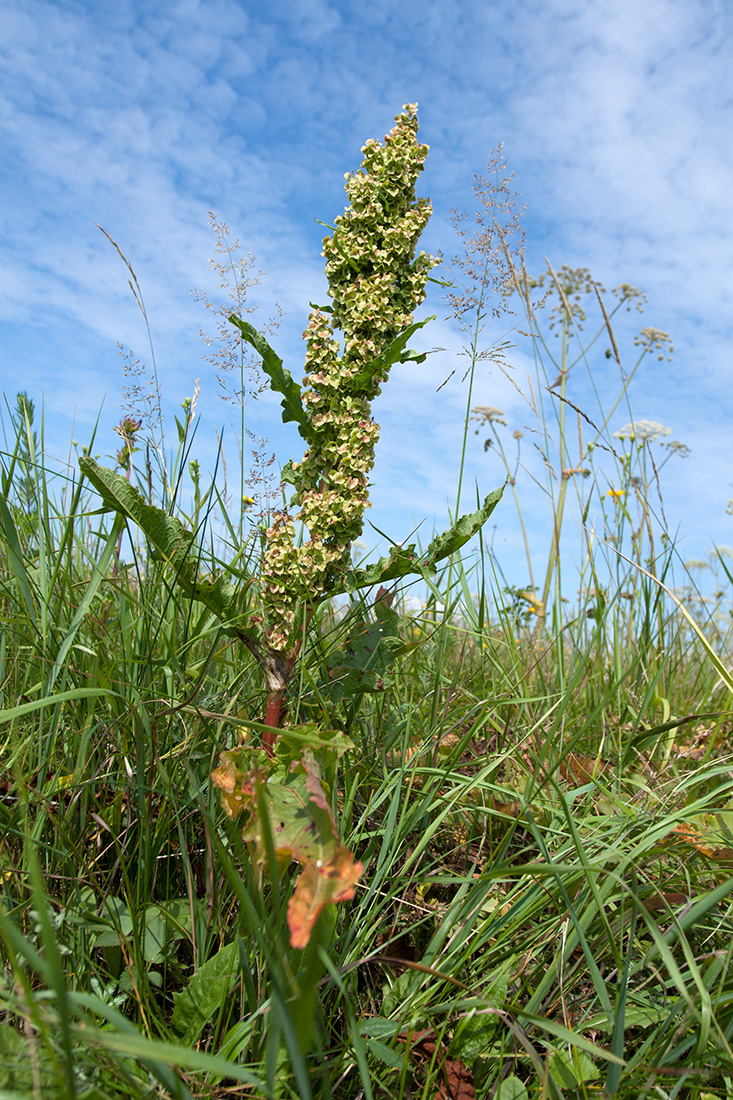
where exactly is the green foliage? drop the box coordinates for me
[230,317,312,441]
[78,455,240,625]
[3,107,733,1100]
[337,486,505,594]
[171,940,240,1044]
[4,379,733,1099]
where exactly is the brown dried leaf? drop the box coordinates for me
[435,1055,475,1100]
[666,822,716,857]
[559,752,611,784]
[399,1031,476,1100]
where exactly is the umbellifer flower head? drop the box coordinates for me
[613,420,672,443]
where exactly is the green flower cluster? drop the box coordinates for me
[260,104,437,651]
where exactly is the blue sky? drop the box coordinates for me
[2,0,732,598]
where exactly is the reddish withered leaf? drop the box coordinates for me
[211,730,363,948]
[288,846,363,949]
[211,749,258,820]
[435,1056,475,1100]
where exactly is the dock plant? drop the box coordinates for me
[3,104,733,1100]
[78,104,503,951]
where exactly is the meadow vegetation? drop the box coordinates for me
[2,105,733,1100]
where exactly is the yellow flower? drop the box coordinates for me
[607,488,624,499]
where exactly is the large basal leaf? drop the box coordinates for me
[170,941,240,1044]
[229,316,312,441]
[335,485,505,594]
[79,457,239,625]
[211,736,363,948]
[212,744,340,865]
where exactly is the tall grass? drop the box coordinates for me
[2,225,733,1099]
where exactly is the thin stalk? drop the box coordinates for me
[540,315,570,612]
[432,258,492,726]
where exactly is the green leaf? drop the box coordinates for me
[229,316,312,440]
[423,485,505,564]
[450,964,511,1065]
[359,1017,400,1040]
[381,970,424,1024]
[583,1001,670,1032]
[348,317,434,392]
[548,1048,600,1088]
[339,544,423,592]
[496,1076,528,1099]
[451,1012,498,1065]
[274,722,355,768]
[281,458,300,487]
[337,485,504,593]
[171,940,240,1043]
[92,901,167,964]
[79,457,240,626]
[141,906,167,965]
[365,1038,403,1068]
[0,1023,57,1092]
[327,592,401,701]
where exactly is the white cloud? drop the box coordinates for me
[0,0,731,593]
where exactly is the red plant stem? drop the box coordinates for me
[261,607,313,755]
[263,693,284,755]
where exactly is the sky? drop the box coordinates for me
[2,0,732,603]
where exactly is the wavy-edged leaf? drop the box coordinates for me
[79,457,239,625]
[423,485,505,563]
[348,316,434,392]
[229,316,311,440]
[336,485,505,593]
[211,737,362,948]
